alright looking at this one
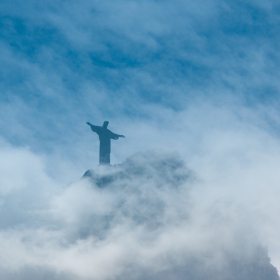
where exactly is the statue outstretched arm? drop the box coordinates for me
[86,122,99,133]
[110,133,125,140]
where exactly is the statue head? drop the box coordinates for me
[102,121,109,128]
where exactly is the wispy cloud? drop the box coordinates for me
[0,148,279,279]
[1,0,280,278]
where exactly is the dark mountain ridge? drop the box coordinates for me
[79,151,279,280]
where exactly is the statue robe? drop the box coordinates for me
[89,124,121,165]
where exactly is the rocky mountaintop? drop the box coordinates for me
[76,151,279,280]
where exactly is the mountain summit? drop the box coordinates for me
[71,151,280,280]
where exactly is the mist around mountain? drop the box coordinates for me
[0,151,279,280]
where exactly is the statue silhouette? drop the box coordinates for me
[87,121,125,165]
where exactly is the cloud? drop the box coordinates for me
[0,145,279,279]
[1,0,280,278]
[1,0,280,157]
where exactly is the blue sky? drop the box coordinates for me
[1,0,280,154]
[1,0,280,278]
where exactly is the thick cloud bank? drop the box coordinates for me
[0,150,279,280]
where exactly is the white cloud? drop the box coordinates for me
[0,137,279,279]
[1,0,280,278]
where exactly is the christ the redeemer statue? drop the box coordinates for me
[87,121,125,165]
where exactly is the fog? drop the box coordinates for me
[0,125,280,279]
[1,0,280,277]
